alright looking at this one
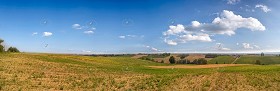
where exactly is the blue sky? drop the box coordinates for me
[0,0,279,54]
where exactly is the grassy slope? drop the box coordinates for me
[0,53,280,90]
[236,56,280,64]
[208,56,235,64]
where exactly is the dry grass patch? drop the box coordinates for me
[149,64,250,69]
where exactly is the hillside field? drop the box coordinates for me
[236,56,280,64]
[1,53,280,90]
[208,56,235,64]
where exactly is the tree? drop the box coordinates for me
[197,58,207,65]
[0,39,4,52]
[192,59,198,64]
[169,56,176,64]
[7,47,20,52]
[180,56,185,60]
[177,59,187,64]
[186,60,191,64]
[215,61,218,64]
[261,52,264,56]
[255,60,261,65]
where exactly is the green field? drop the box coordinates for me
[208,56,235,64]
[236,56,280,64]
[1,53,280,90]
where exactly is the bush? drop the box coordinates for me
[186,60,191,64]
[198,58,207,65]
[255,60,261,65]
[0,45,4,53]
[205,54,219,58]
[0,39,4,52]
[7,47,20,52]
[160,60,164,63]
[169,56,176,64]
[177,59,186,64]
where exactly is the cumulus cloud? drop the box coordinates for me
[163,24,185,36]
[179,34,212,42]
[43,32,52,37]
[162,10,265,45]
[72,24,82,30]
[84,30,94,34]
[198,10,265,35]
[255,4,271,13]
[227,0,240,5]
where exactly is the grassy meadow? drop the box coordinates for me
[236,56,280,64]
[208,56,235,64]
[0,53,280,90]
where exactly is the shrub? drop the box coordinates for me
[186,60,191,64]
[205,54,219,58]
[0,39,4,52]
[160,60,164,63]
[197,58,207,65]
[255,60,261,65]
[7,47,20,52]
[0,45,4,53]
[177,59,186,64]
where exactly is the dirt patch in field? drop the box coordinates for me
[149,64,250,69]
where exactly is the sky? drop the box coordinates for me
[0,0,279,54]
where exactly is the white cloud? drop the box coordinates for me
[32,32,38,35]
[236,43,239,45]
[145,45,161,52]
[84,30,94,34]
[220,48,231,51]
[192,21,200,27]
[179,34,212,42]
[163,24,185,35]
[43,32,52,37]
[151,47,159,51]
[242,43,254,49]
[118,35,143,39]
[227,0,240,5]
[82,50,92,53]
[162,10,265,46]
[72,24,82,30]
[119,36,126,39]
[255,4,271,13]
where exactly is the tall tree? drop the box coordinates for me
[169,56,176,64]
[0,39,4,52]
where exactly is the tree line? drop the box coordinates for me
[169,56,207,65]
[0,39,20,53]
